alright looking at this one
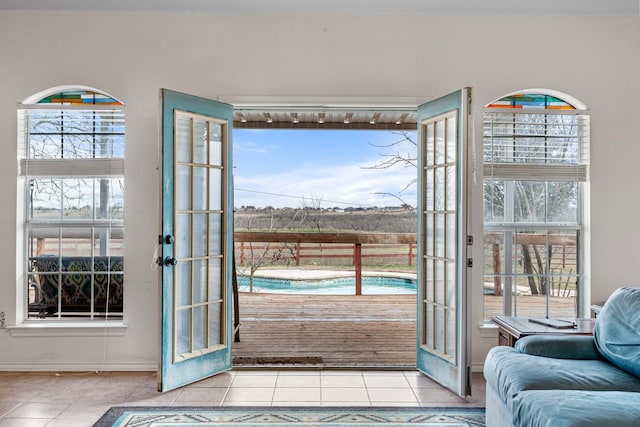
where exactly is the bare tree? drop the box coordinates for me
[360,131,417,208]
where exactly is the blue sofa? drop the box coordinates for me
[484,287,640,427]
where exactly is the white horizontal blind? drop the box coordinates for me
[484,110,590,182]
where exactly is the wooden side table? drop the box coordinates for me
[492,316,596,347]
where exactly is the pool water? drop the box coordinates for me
[237,275,416,295]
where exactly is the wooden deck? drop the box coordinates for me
[232,292,578,368]
[232,293,417,368]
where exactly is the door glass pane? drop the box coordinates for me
[176,214,191,259]
[435,167,445,211]
[446,261,456,307]
[176,116,192,163]
[176,308,191,356]
[435,261,445,304]
[435,306,445,351]
[193,259,207,305]
[425,123,434,165]
[425,214,434,256]
[208,258,222,300]
[209,168,222,211]
[446,166,456,211]
[209,214,222,256]
[192,214,207,257]
[445,309,456,358]
[193,119,208,165]
[193,167,207,211]
[425,258,434,300]
[193,305,207,352]
[435,120,445,165]
[446,213,456,259]
[435,214,445,258]
[209,123,222,166]
[425,303,434,348]
[176,166,191,211]
[426,169,434,211]
[446,115,457,163]
[176,261,191,306]
[208,303,222,346]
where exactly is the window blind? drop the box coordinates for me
[483,110,590,182]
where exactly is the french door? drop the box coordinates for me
[158,89,234,392]
[416,88,472,397]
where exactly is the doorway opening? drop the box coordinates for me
[231,108,419,368]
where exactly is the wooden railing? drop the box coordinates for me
[234,232,417,295]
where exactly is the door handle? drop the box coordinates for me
[164,256,178,266]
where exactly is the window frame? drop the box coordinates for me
[482,90,589,320]
[18,87,125,322]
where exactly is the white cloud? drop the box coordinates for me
[234,159,417,208]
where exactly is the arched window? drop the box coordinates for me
[19,87,125,320]
[483,90,589,320]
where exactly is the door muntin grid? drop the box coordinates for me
[173,111,227,362]
[421,110,458,364]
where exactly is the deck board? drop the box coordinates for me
[233,293,417,367]
[232,292,578,368]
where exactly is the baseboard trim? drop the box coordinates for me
[0,361,156,372]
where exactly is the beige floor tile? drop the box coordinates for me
[174,387,227,403]
[413,387,466,404]
[0,419,50,427]
[220,401,271,407]
[322,370,364,376]
[272,387,321,402]
[224,387,274,403]
[232,375,277,388]
[56,401,113,419]
[3,402,70,419]
[278,370,321,376]
[321,375,366,388]
[363,375,410,388]
[271,401,321,406]
[0,388,47,403]
[125,387,182,405]
[276,375,321,388]
[44,419,98,427]
[371,401,421,407]
[322,401,371,407]
[0,403,20,419]
[189,371,235,388]
[367,388,418,403]
[321,387,369,402]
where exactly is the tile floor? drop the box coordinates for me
[0,369,485,426]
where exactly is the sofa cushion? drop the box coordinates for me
[512,390,640,427]
[594,287,640,378]
[515,335,600,360]
[484,346,640,407]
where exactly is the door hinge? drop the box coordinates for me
[466,235,473,245]
[467,258,473,268]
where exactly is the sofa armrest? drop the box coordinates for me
[514,335,601,360]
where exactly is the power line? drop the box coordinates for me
[234,188,375,208]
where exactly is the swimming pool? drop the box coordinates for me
[237,274,416,295]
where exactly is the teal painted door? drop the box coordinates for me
[416,88,471,397]
[158,89,233,392]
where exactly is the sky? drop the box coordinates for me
[233,129,418,209]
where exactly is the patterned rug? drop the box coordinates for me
[93,406,485,427]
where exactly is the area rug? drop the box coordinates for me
[93,406,485,427]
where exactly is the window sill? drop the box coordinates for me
[8,320,128,337]
[478,322,498,339]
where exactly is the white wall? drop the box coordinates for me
[0,10,638,372]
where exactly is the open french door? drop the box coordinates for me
[416,88,472,397]
[158,89,234,392]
